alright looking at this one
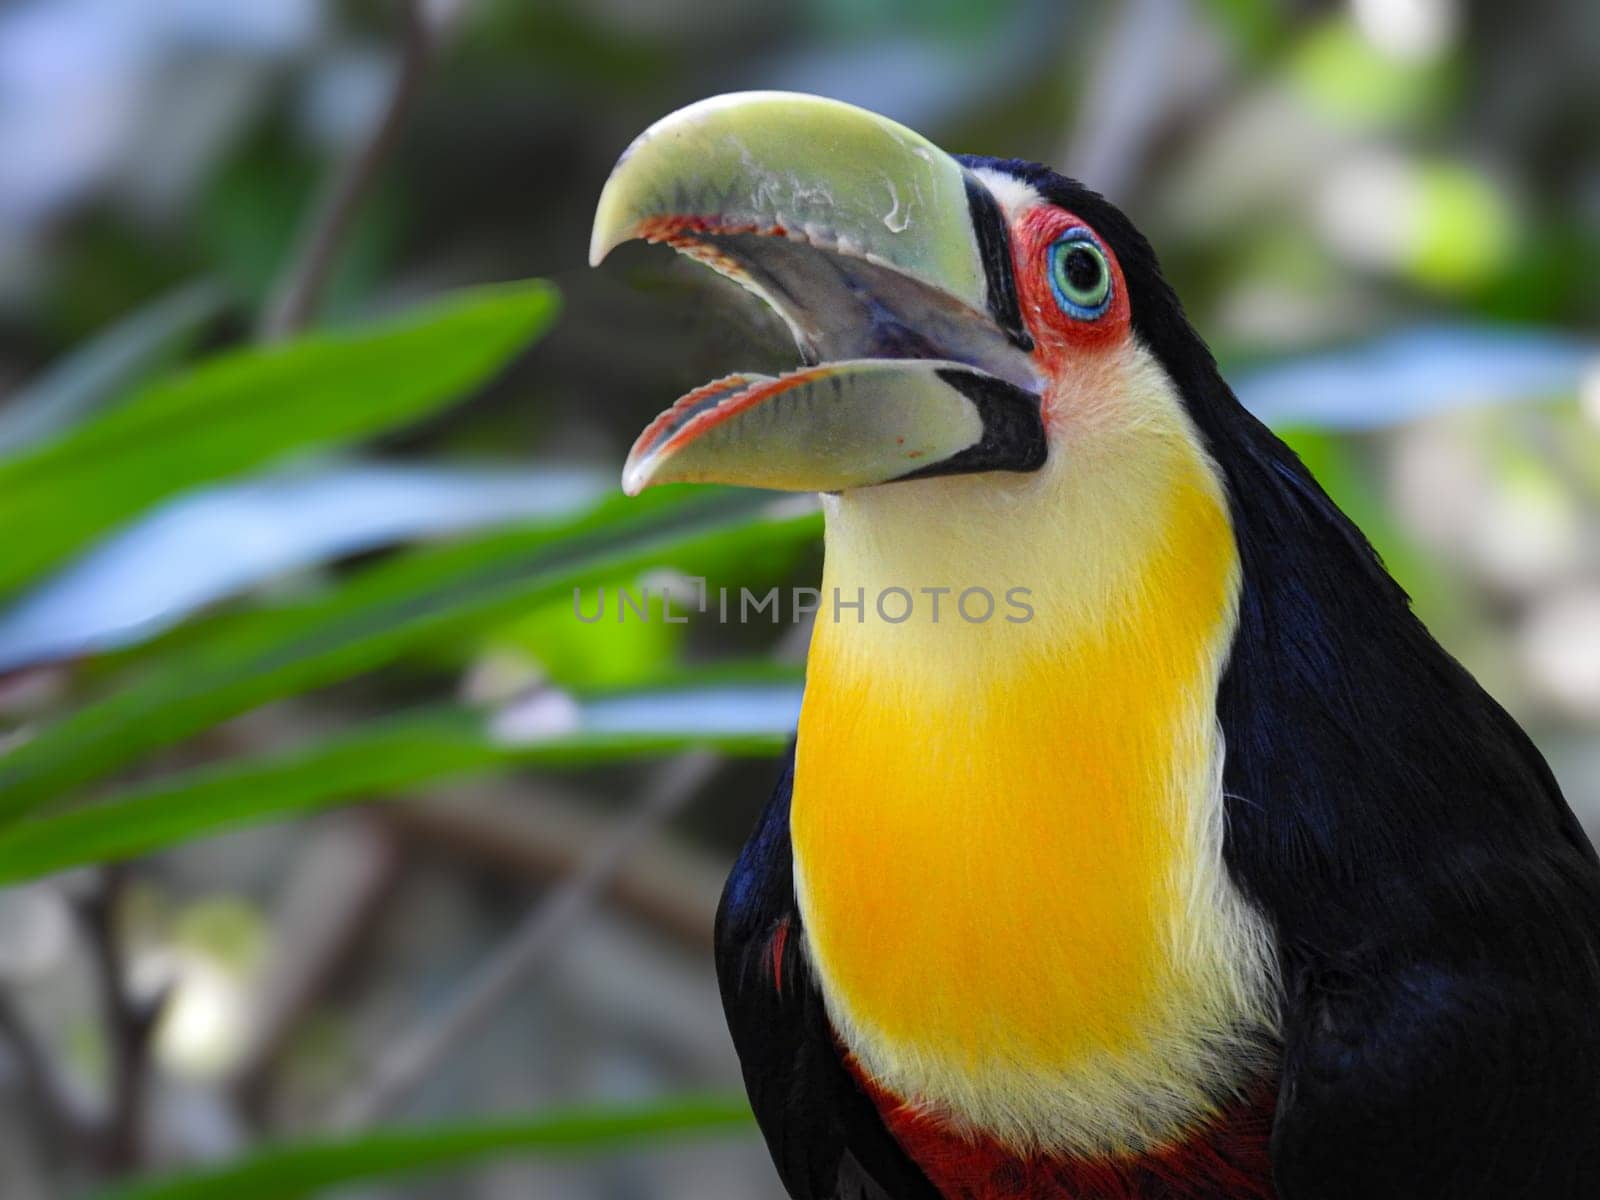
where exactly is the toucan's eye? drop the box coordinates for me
[1048,231,1111,319]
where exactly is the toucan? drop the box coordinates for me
[590,93,1600,1199]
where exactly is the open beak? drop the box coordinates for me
[590,91,1045,495]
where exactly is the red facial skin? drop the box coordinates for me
[1011,206,1133,365]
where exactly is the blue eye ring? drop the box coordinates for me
[1048,229,1113,320]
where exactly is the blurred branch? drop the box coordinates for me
[386,782,726,949]
[0,987,96,1150]
[332,749,722,1128]
[227,817,405,1121]
[76,867,168,1172]
[260,0,472,340]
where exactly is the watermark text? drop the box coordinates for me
[573,578,1034,625]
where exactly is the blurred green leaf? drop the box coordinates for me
[0,462,615,672]
[0,495,819,821]
[1405,162,1516,293]
[1289,16,1455,129]
[486,517,818,689]
[0,280,227,460]
[94,1096,755,1200]
[0,673,799,882]
[0,281,559,600]
[491,592,686,689]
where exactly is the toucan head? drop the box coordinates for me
[591,91,1216,498]
[589,90,1258,652]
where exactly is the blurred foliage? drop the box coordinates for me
[0,283,557,596]
[0,494,813,819]
[0,281,226,458]
[99,1096,754,1200]
[0,668,801,883]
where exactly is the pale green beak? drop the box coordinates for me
[591,91,1044,494]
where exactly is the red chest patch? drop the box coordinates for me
[852,1065,1278,1200]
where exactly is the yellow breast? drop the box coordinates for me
[790,355,1278,1154]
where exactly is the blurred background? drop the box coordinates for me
[0,0,1596,1196]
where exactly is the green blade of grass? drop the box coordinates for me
[0,279,228,460]
[0,674,800,883]
[0,280,559,599]
[92,1095,755,1200]
[0,495,819,820]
